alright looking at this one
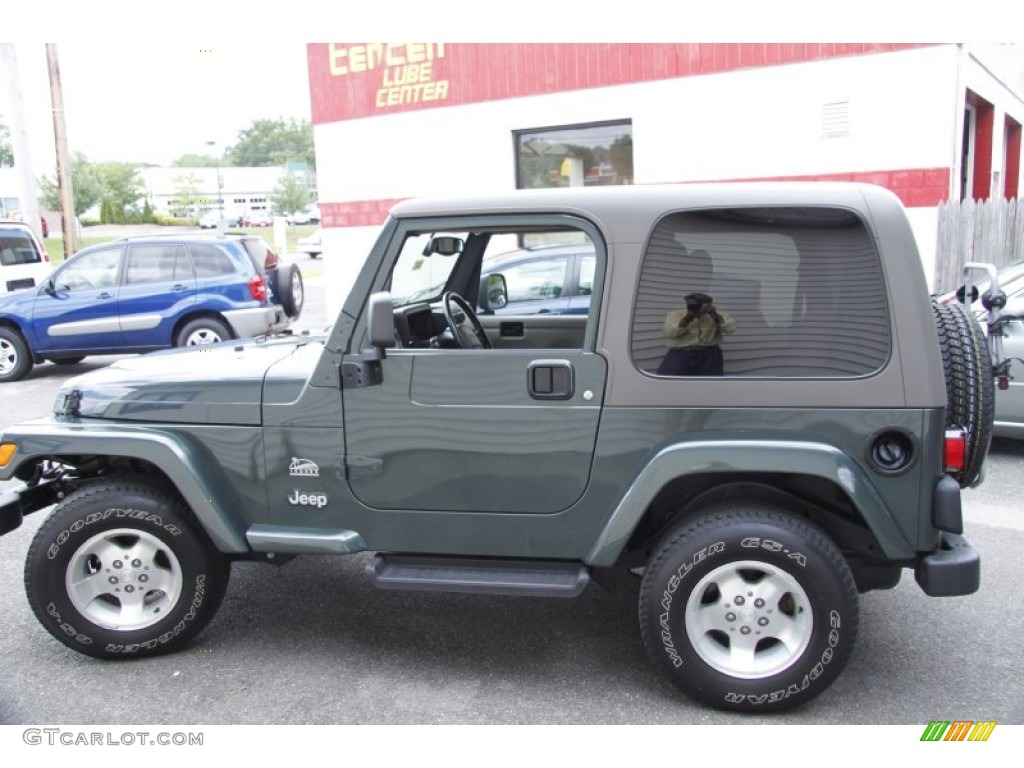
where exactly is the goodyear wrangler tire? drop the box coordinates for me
[638,504,858,713]
[932,302,994,487]
[23,478,230,659]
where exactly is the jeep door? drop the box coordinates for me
[342,217,607,517]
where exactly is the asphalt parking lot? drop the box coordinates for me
[0,261,1022,725]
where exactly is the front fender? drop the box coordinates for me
[586,439,913,566]
[0,420,250,552]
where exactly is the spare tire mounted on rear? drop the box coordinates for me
[932,301,994,487]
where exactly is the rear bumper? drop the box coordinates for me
[914,532,980,597]
[223,305,290,338]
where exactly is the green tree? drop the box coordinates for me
[172,153,220,167]
[608,135,634,184]
[38,152,104,216]
[169,172,202,216]
[0,119,13,167]
[93,162,144,214]
[270,172,311,215]
[225,117,314,168]
[141,199,156,223]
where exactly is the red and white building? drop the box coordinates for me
[306,43,1024,309]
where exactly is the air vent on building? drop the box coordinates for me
[821,101,851,139]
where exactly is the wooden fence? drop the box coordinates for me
[934,198,1024,293]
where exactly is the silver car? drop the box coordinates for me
[941,261,1024,438]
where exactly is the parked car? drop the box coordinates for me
[938,260,1024,439]
[242,211,273,227]
[0,233,304,382]
[479,242,595,315]
[0,222,52,296]
[199,211,242,229]
[297,228,322,258]
[286,210,311,226]
[307,204,321,223]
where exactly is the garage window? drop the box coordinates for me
[515,120,633,189]
[631,207,890,377]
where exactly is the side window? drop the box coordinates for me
[188,244,236,277]
[124,244,191,284]
[55,247,123,291]
[631,207,890,377]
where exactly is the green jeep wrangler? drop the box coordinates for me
[0,183,1005,712]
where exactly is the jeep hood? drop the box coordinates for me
[56,336,317,425]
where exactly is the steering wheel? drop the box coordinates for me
[442,291,492,349]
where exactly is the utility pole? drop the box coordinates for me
[46,44,78,256]
[0,44,44,243]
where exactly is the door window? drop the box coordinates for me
[55,248,122,291]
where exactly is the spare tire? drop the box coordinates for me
[279,263,304,319]
[932,301,994,487]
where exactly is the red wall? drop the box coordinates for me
[1005,117,1021,200]
[320,168,951,228]
[967,91,995,200]
[308,43,929,125]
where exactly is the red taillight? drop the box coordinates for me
[263,247,279,270]
[944,429,966,474]
[248,275,268,302]
[42,251,50,262]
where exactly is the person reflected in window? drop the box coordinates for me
[657,292,736,376]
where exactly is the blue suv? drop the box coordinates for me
[0,233,303,382]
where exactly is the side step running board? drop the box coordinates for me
[367,554,590,598]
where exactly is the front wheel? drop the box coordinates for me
[24,478,230,659]
[638,503,858,712]
[0,326,33,382]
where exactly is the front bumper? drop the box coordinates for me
[0,478,62,537]
[914,532,980,596]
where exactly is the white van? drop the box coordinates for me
[0,222,52,294]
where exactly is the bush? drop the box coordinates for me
[154,213,198,227]
[141,200,157,224]
[79,217,100,227]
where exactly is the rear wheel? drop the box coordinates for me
[51,356,86,366]
[0,327,33,382]
[24,478,230,659]
[176,317,232,347]
[638,502,858,712]
[933,302,994,487]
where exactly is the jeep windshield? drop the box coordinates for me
[388,232,463,306]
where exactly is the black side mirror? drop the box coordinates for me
[478,273,508,313]
[343,292,395,390]
[367,292,397,352]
